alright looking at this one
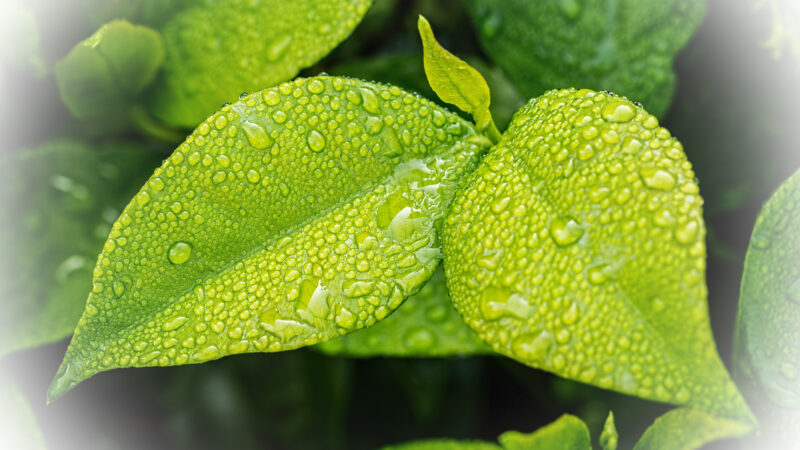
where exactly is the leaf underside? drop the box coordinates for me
[49,76,489,400]
[442,88,752,423]
[461,0,706,117]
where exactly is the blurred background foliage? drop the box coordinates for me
[1,0,799,448]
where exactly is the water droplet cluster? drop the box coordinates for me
[317,267,489,356]
[50,76,488,397]
[443,88,748,418]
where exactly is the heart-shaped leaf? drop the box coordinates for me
[442,88,753,423]
[0,140,160,358]
[460,0,705,117]
[317,267,490,357]
[146,0,372,127]
[48,76,490,400]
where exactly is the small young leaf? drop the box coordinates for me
[600,411,618,450]
[734,167,800,444]
[0,140,161,358]
[381,414,591,450]
[461,0,706,117]
[633,408,752,450]
[316,267,490,357]
[147,0,372,127]
[417,16,498,139]
[48,76,490,400]
[498,414,591,450]
[55,19,165,119]
[442,88,754,424]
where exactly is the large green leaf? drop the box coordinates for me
[0,140,160,358]
[316,267,489,357]
[734,167,800,444]
[442,88,753,424]
[461,0,705,117]
[49,76,490,400]
[633,408,752,450]
[146,0,372,127]
[55,19,165,119]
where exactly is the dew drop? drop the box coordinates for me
[639,167,676,191]
[557,0,581,18]
[359,87,380,114]
[307,130,326,152]
[512,331,553,362]
[675,220,699,245]
[549,216,584,247]
[241,121,273,149]
[308,79,325,94]
[403,327,435,350]
[168,241,193,265]
[163,316,188,331]
[602,101,635,123]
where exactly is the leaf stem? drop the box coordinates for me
[484,119,503,145]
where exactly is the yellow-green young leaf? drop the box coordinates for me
[442,88,754,424]
[55,19,165,119]
[0,140,160,358]
[0,377,46,450]
[460,0,706,117]
[316,267,490,357]
[48,76,490,400]
[734,167,800,445]
[633,408,753,450]
[417,16,495,135]
[600,411,618,450]
[498,414,591,450]
[381,414,591,450]
[146,0,371,128]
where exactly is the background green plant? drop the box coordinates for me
[1,0,799,448]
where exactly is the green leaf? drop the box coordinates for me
[461,0,706,117]
[0,140,160,358]
[48,76,490,400]
[146,0,372,128]
[734,167,800,444]
[633,408,753,450]
[442,88,754,424]
[0,377,46,450]
[316,267,490,357]
[55,19,165,119]
[498,414,591,450]
[381,414,590,449]
[599,411,618,450]
[417,16,499,141]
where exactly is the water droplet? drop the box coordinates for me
[241,121,273,149]
[639,167,676,191]
[247,169,261,183]
[480,11,502,37]
[359,87,380,114]
[550,216,584,246]
[263,90,280,106]
[308,79,325,94]
[602,101,635,123]
[193,345,220,362]
[168,241,192,265]
[512,331,553,362]
[307,130,326,152]
[266,35,292,61]
[212,171,227,184]
[163,316,188,331]
[557,0,581,18]
[365,116,383,135]
[675,220,699,244]
[112,279,126,297]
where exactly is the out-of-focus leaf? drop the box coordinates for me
[317,267,490,357]
[461,0,706,117]
[442,89,754,424]
[0,1,45,77]
[498,414,590,450]
[48,76,490,400]
[0,140,160,358]
[633,408,752,450]
[0,377,46,450]
[55,19,165,119]
[383,440,500,450]
[146,0,372,127]
[734,167,800,444]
